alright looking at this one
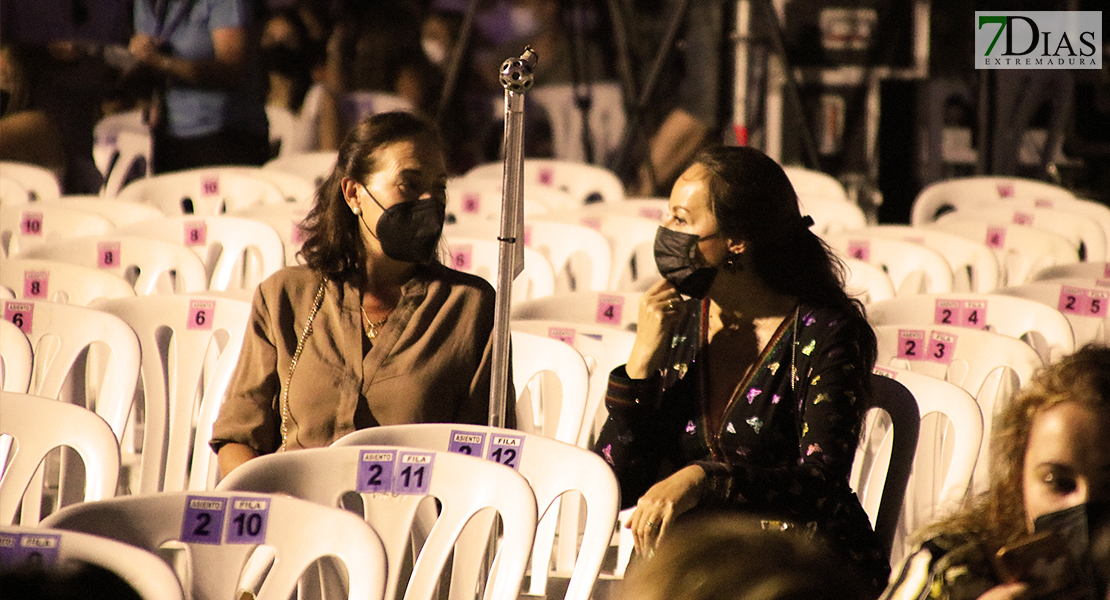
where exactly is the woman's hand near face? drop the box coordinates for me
[627,464,706,557]
[625,279,688,379]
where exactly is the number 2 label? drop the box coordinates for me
[181,496,227,545]
[896,329,926,360]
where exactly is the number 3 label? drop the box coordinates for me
[187,300,215,331]
[926,331,958,365]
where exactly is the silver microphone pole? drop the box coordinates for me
[488,47,537,428]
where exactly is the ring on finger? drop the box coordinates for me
[666,299,676,310]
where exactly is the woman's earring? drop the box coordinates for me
[723,252,744,273]
[351,205,361,216]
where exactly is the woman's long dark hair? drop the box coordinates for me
[693,145,877,368]
[298,111,445,288]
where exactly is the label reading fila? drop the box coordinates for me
[226,497,270,544]
[486,434,524,470]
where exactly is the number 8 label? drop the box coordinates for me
[23,271,48,299]
[188,300,215,331]
[181,496,227,545]
[98,241,121,269]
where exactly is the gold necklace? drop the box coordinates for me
[360,304,390,340]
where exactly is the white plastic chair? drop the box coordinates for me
[510,290,643,332]
[998,279,1110,347]
[19,235,209,295]
[911,176,1079,225]
[925,218,1079,286]
[529,81,626,165]
[851,225,1002,293]
[0,204,115,258]
[797,195,868,234]
[865,366,983,565]
[824,233,954,295]
[92,109,146,176]
[509,330,592,445]
[445,178,578,222]
[465,159,625,205]
[843,257,897,305]
[262,151,338,189]
[442,237,556,303]
[332,423,620,600]
[100,129,153,199]
[0,177,31,206]
[41,196,164,227]
[945,194,1110,259]
[535,209,660,291]
[230,204,312,267]
[934,205,1106,263]
[226,166,318,205]
[0,525,186,600]
[216,445,537,600]
[0,319,32,393]
[0,392,121,525]
[873,324,1042,495]
[116,168,287,217]
[509,320,636,449]
[41,490,388,600]
[867,291,1075,364]
[782,165,850,204]
[0,162,62,202]
[265,105,298,158]
[91,295,252,493]
[117,216,285,291]
[0,258,136,305]
[1032,261,1110,282]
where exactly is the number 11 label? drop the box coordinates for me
[395,452,434,495]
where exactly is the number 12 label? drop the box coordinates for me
[486,435,524,470]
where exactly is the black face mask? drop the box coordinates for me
[360,187,445,264]
[653,226,719,299]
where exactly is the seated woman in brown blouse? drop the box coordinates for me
[595,146,888,595]
[212,111,510,475]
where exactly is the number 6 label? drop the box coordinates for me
[181,496,227,545]
[5,301,33,334]
[226,498,270,544]
[188,300,215,331]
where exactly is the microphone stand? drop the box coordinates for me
[488,47,537,428]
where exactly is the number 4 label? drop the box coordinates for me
[596,294,624,325]
[188,300,215,331]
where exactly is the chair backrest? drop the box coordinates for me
[117,216,284,291]
[40,491,388,600]
[509,330,591,445]
[868,291,1075,363]
[225,167,317,204]
[442,237,556,303]
[1,299,140,438]
[926,218,1078,286]
[911,176,1079,226]
[93,110,146,174]
[230,204,311,267]
[216,445,537,600]
[340,91,414,127]
[528,81,626,165]
[465,159,625,205]
[91,295,252,493]
[824,233,954,295]
[100,129,153,199]
[854,225,1002,293]
[998,279,1110,347]
[782,165,850,204]
[843,257,897,305]
[332,423,621,600]
[265,105,297,158]
[42,197,164,227]
[20,235,209,295]
[509,319,636,449]
[1032,261,1110,282]
[116,169,287,217]
[0,319,32,393]
[797,195,868,234]
[866,366,983,565]
[0,177,31,207]
[0,392,121,525]
[445,178,577,222]
[535,209,660,291]
[0,204,115,258]
[262,151,338,189]
[936,205,1106,263]
[0,525,187,600]
[949,194,1110,259]
[0,162,61,202]
[872,324,1043,495]
[510,290,642,332]
[850,372,920,560]
[0,258,136,305]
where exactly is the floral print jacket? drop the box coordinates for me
[594,300,889,591]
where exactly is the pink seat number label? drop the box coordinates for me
[596,294,624,325]
[188,299,215,330]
